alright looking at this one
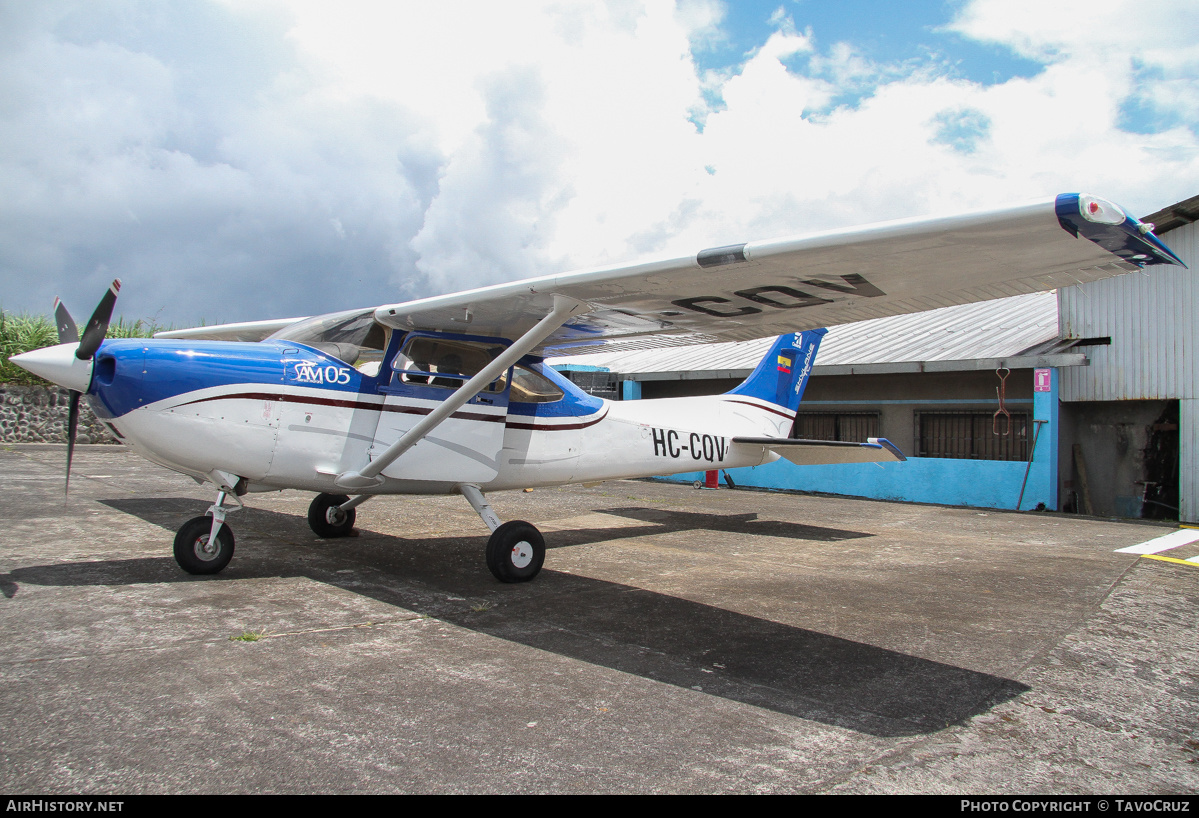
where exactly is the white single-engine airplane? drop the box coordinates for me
[13,194,1185,582]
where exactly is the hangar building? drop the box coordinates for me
[551,194,1199,523]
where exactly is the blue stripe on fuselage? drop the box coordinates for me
[88,340,604,421]
[89,339,370,419]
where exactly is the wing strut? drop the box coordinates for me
[334,295,589,490]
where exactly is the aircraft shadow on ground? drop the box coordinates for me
[585,506,874,542]
[1,496,1028,738]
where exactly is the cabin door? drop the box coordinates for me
[370,333,510,483]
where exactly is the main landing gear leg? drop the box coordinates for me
[459,484,545,583]
[308,493,369,538]
[173,489,241,575]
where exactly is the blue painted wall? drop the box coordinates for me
[652,368,1060,512]
[654,456,1048,510]
[1032,368,1058,511]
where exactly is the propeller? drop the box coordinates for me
[55,279,121,495]
[53,298,78,344]
[77,280,120,360]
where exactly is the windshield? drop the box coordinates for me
[269,309,389,373]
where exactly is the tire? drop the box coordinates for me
[308,493,356,538]
[486,521,545,583]
[173,515,235,575]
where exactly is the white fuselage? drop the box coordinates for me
[106,388,789,496]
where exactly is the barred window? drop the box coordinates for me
[916,411,1029,461]
[792,412,879,443]
[563,370,618,399]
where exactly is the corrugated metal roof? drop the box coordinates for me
[550,291,1059,376]
[1141,194,1199,235]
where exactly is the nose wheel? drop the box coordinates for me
[173,487,241,575]
[174,515,235,575]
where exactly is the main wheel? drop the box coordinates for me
[486,521,546,583]
[308,493,356,538]
[173,515,235,575]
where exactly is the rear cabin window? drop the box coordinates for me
[392,337,507,392]
[508,366,564,403]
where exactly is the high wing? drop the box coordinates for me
[373,193,1183,356]
[155,316,308,342]
[152,194,1182,352]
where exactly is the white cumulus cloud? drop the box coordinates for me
[1,0,1196,326]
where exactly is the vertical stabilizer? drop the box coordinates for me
[725,329,827,413]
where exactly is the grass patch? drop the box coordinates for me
[0,313,57,385]
[0,310,169,385]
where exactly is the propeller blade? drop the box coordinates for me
[53,298,79,344]
[66,389,80,496]
[76,279,121,360]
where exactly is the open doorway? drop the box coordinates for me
[1141,401,1180,521]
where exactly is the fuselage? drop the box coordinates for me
[84,334,787,496]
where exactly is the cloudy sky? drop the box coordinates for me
[2,0,1197,327]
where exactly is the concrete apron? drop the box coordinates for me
[1,444,1196,794]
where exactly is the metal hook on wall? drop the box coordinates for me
[993,367,1011,437]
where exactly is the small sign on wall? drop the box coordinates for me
[1034,368,1052,392]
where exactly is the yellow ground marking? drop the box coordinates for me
[1141,553,1199,568]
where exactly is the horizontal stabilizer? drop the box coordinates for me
[732,436,906,466]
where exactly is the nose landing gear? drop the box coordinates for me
[173,515,235,574]
[173,489,240,575]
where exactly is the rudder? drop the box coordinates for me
[725,329,827,413]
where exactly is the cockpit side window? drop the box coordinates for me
[269,309,390,375]
[391,337,507,392]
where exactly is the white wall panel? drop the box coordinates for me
[1059,220,1198,402]
[1183,399,1199,523]
[1060,219,1198,522]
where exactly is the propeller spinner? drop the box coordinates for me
[12,280,121,494]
